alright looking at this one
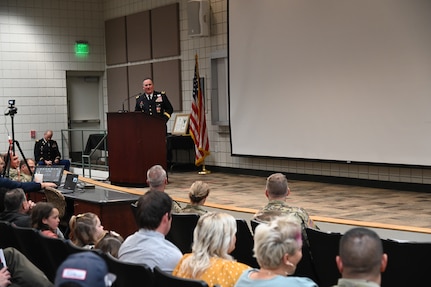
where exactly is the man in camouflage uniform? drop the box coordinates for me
[146,164,182,213]
[253,173,317,229]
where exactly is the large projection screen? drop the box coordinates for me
[229,0,431,166]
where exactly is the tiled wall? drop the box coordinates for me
[1,0,430,185]
[0,0,106,155]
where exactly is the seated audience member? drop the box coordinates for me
[0,154,5,174]
[0,247,54,287]
[95,230,124,258]
[34,129,70,171]
[118,190,182,272]
[18,158,36,182]
[253,173,317,229]
[31,201,64,239]
[180,181,210,215]
[146,164,182,212]
[0,188,35,227]
[55,252,116,287]
[333,227,388,287]
[234,216,317,287]
[173,212,250,287]
[69,212,106,249]
[6,153,20,180]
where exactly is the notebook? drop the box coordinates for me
[32,165,64,186]
[57,173,79,194]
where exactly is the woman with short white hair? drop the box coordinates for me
[234,216,317,287]
[173,212,250,287]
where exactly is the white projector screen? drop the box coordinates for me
[229,0,431,166]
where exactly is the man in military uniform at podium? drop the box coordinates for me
[34,130,71,171]
[134,77,173,122]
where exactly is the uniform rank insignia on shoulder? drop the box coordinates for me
[136,94,140,99]
[161,91,166,94]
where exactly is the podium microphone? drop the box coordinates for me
[119,93,141,113]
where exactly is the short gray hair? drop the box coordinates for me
[4,188,26,212]
[253,216,302,269]
[146,165,167,188]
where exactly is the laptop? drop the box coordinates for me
[57,173,79,194]
[32,165,64,186]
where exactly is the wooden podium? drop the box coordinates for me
[107,112,167,186]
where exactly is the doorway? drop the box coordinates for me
[66,71,104,163]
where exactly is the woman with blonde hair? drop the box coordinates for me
[180,181,210,215]
[173,212,250,287]
[234,216,317,287]
[68,212,105,249]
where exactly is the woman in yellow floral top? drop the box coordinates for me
[173,212,250,287]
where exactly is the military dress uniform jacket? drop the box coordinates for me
[134,91,173,122]
[34,138,62,162]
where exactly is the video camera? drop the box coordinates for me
[5,99,17,116]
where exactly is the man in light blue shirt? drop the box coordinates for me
[118,190,182,273]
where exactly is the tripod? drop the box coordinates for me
[1,102,33,179]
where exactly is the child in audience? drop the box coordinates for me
[69,212,105,249]
[31,201,64,238]
[95,230,124,258]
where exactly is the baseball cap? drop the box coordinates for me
[55,252,116,287]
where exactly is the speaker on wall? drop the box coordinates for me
[187,0,210,37]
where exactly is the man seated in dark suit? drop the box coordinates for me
[34,130,70,171]
[0,188,35,227]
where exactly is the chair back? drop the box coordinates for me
[294,231,319,284]
[381,238,431,287]
[230,218,259,268]
[154,266,208,287]
[43,187,66,218]
[166,213,200,253]
[12,225,58,281]
[0,220,19,249]
[38,234,71,279]
[100,252,154,287]
[250,218,261,234]
[65,239,89,254]
[305,227,341,287]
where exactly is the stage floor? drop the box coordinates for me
[160,170,431,229]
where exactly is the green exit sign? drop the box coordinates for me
[75,41,89,55]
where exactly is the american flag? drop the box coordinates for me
[189,54,210,166]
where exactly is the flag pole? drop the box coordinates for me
[198,160,211,175]
[190,53,211,175]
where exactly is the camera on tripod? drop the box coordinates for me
[5,99,17,116]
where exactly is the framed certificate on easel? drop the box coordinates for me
[172,114,190,135]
